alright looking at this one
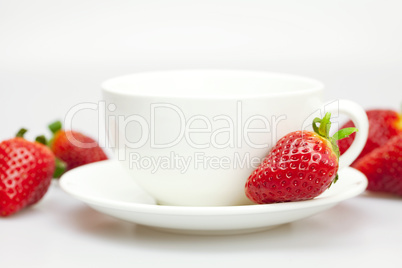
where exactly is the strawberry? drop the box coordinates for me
[0,129,55,217]
[48,121,107,176]
[353,134,402,196]
[245,113,357,204]
[338,109,402,165]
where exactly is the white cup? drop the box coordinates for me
[102,70,368,206]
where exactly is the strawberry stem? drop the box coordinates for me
[16,128,28,138]
[49,121,62,134]
[313,113,358,147]
[312,112,332,139]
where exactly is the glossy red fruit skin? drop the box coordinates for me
[245,131,338,204]
[51,130,107,170]
[338,110,402,165]
[353,134,402,196]
[0,138,55,216]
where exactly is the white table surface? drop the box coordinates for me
[1,180,400,268]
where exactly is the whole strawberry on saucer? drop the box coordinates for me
[245,112,357,204]
[48,121,108,177]
[0,129,55,216]
[338,109,402,165]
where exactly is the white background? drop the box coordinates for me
[0,1,401,268]
[1,0,401,140]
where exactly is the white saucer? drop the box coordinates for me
[59,160,368,235]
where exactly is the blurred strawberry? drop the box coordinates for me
[0,129,55,216]
[354,134,402,196]
[49,121,107,176]
[338,109,402,165]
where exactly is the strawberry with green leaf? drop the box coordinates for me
[245,112,357,204]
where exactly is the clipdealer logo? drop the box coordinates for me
[61,100,340,172]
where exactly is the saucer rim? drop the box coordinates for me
[59,160,368,216]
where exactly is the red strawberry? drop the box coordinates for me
[338,109,402,165]
[0,129,55,217]
[49,121,107,175]
[353,134,402,196]
[245,113,357,204]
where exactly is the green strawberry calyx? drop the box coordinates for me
[53,158,67,178]
[16,129,48,146]
[48,120,67,178]
[47,120,63,150]
[48,121,63,135]
[15,128,28,138]
[35,135,48,145]
[312,112,358,184]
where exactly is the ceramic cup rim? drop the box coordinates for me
[101,69,324,100]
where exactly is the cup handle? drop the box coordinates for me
[324,99,369,170]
